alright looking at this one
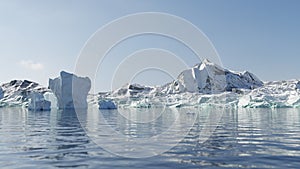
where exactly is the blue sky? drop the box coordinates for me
[0,0,300,91]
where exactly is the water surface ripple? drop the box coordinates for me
[0,107,300,168]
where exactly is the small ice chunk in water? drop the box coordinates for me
[28,92,51,111]
[98,100,117,109]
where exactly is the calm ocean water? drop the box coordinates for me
[0,107,300,168]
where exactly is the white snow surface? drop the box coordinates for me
[98,80,300,108]
[238,80,300,108]
[161,59,263,94]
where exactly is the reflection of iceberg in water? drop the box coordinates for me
[0,108,92,167]
[50,109,89,151]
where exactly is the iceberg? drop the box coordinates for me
[44,92,58,109]
[161,59,226,94]
[0,80,49,107]
[162,59,263,94]
[28,92,51,111]
[49,71,91,109]
[98,100,117,109]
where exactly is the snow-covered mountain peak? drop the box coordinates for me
[193,59,224,72]
[164,59,263,94]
